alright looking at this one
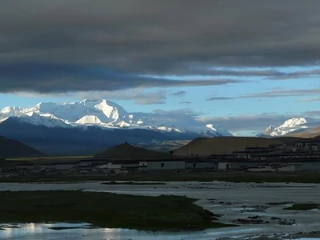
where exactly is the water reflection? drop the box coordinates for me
[1,223,320,240]
[1,223,44,239]
[0,222,258,240]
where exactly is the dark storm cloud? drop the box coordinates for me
[265,69,320,80]
[183,68,320,79]
[0,62,240,92]
[207,88,320,101]
[1,0,320,92]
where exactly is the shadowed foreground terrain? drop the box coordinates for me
[0,191,231,231]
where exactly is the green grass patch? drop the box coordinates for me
[0,191,233,231]
[284,203,320,210]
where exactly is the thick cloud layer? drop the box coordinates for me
[0,62,239,92]
[207,88,320,101]
[1,0,320,92]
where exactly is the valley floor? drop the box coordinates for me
[0,181,320,239]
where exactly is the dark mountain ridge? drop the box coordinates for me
[0,118,201,156]
[0,135,43,158]
[95,142,169,159]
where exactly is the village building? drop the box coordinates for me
[2,137,320,176]
[247,165,276,172]
[185,157,217,171]
[15,163,35,171]
[277,160,320,172]
[217,160,265,171]
[294,139,320,152]
[139,159,185,171]
[42,162,77,172]
[218,158,320,172]
[97,160,140,174]
[94,142,181,172]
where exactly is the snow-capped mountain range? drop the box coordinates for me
[259,117,320,137]
[1,100,319,138]
[0,99,233,136]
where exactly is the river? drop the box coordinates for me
[0,181,320,240]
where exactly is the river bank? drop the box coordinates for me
[0,190,231,231]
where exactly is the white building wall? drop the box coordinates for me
[121,163,139,169]
[51,164,76,170]
[218,162,230,170]
[144,161,185,171]
[186,162,215,169]
[248,166,276,172]
[218,161,268,170]
[105,163,122,169]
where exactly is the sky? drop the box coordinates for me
[1,0,320,135]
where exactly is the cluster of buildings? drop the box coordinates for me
[1,138,320,177]
[0,157,215,177]
[213,139,320,172]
